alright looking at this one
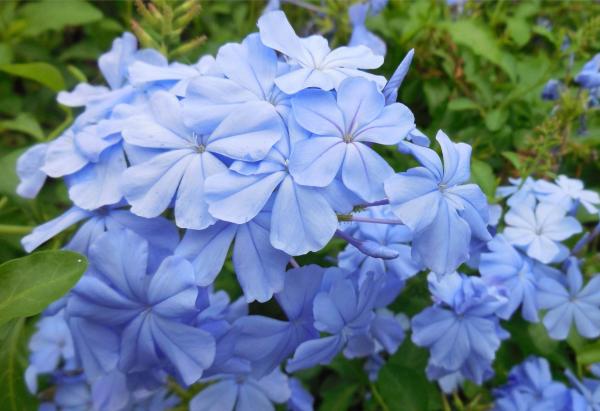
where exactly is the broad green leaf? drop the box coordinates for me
[0,43,12,65]
[0,113,44,140]
[471,159,497,198]
[0,319,37,411]
[506,18,531,47]
[0,250,87,326]
[0,63,65,92]
[375,363,429,411]
[18,0,102,37]
[485,108,509,131]
[445,20,516,81]
[447,97,480,112]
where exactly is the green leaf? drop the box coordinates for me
[485,108,509,131]
[0,319,37,411]
[471,159,497,198]
[375,363,429,411]
[0,63,65,92]
[0,113,44,140]
[18,0,102,37]
[577,340,600,365]
[501,151,522,170]
[445,20,515,81]
[0,43,13,65]
[506,18,531,47]
[0,250,87,326]
[319,383,359,411]
[447,97,480,112]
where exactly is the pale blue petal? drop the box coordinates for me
[16,143,48,199]
[21,207,90,252]
[189,380,237,411]
[291,89,344,137]
[270,176,338,255]
[257,11,311,65]
[98,32,137,89]
[353,103,414,145]
[68,317,119,381]
[342,142,393,201]
[205,170,285,224]
[437,131,472,186]
[41,132,88,177]
[382,49,414,104]
[286,335,345,372]
[288,137,346,187]
[337,77,384,133]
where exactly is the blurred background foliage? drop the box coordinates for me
[0,0,599,410]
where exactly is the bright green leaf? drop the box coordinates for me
[0,250,87,326]
[507,18,531,47]
[471,159,497,198]
[0,113,44,140]
[0,62,65,92]
[577,341,600,365]
[502,151,522,170]
[18,0,102,37]
[485,108,509,131]
[0,319,37,411]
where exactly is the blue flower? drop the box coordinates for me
[21,204,178,271]
[348,3,386,57]
[16,143,48,199]
[493,356,569,411]
[203,116,339,255]
[382,49,415,105]
[257,11,386,94]
[575,53,600,90]
[496,177,537,208]
[25,310,76,393]
[183,33,288,136]
[174,209,290,303]
[541,79,562,101]
[503,201,581,264]
[67,229,216,385]
[287,378,314,411]
[411,273,507,384]
[289,76,414,202]
[537,258,600,340]
[231,265,323,378]
[189,368,291,411]
[479,234,543,322]
[39,376,93,411]
[286,269,384,372]
[535,175,600,214]
[385,131,491,274]
[121,90,281,229]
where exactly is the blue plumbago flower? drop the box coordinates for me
[339,206,422,305]
[348,3,386,57]
[121,90,282,230]
[257,11,386,94]
[231,265,323,378]
[25,310,76,394]
[492,356,569,411]
[39,376,93,411]
[16,143,48,199]
[537,258,600,340]
[541,79,562,101]
[203,116,339,256]
[287,378,314,411]
[496,177,538,208]
[289,76,415,202]
[503,201,582,264]
[412,273,508,384]
[575,53,600,90]
[67,229,216,386]
[382,49,415,105]
[21,204,178,271]
[369,0,389,15]
[479,234,543,322]
[286,268,394,372]
[174,209,290,303]
[189,368,291,411]
[385,131,491,275]
[535,175,600,215]
[183,33,288,135]
[565,369,600,411]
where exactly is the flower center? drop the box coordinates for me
[195,144,206,153]
[343,134,353,143]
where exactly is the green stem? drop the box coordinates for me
[0,224,34,235]
[369,383,389,411]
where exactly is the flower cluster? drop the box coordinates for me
[17,6,600,411]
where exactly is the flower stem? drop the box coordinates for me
[354,199,390,210]
[350,216,403,225]
[289,257,300,269]
[0,224,33,235]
